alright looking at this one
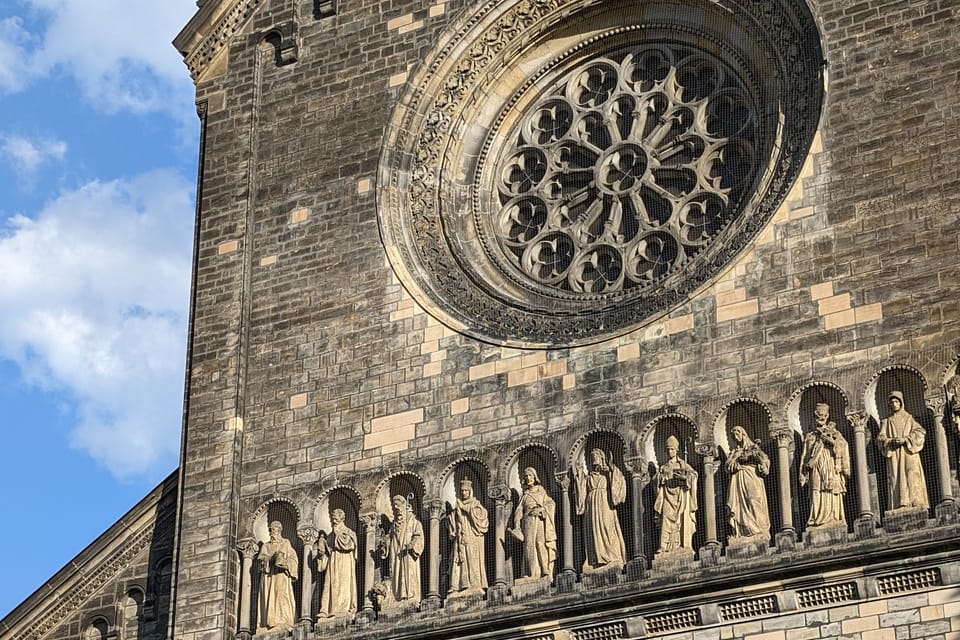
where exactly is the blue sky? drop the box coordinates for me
[0,0,199,617]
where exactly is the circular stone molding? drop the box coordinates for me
[379,0,824,347]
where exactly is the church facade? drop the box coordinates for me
[3,0,960,639]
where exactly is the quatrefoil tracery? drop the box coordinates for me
[494,45,759,294]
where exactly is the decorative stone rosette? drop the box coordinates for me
[378,0,824,347]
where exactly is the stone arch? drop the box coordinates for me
[864,365,928,424]
[251,497,302,544]
[374,471,428,519]
[83,617,110,640]
[120,587,144,640]
[638,412,700,467]
[312,486,362,534]
[786,381,850,436]
[712,398,774,455]
[438,457,492,505]
[503,443,560,495]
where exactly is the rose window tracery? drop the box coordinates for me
[493,45,759,294]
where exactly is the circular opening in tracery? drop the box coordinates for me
[489,44,759,295]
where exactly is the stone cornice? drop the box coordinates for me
[173,0,264,81]
[0,473,178,640]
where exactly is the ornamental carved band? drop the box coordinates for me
[378,0,824,346]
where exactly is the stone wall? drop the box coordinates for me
[168,0,960,638]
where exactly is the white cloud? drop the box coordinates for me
[0,17,34,93]
[0,133,67,175]
[0,169,194,478]
[4,0,197,114]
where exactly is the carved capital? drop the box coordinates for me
[426,499,445,520]
[237,538,260,560]
[555,470,572,491]
[359,512,381,532]
[489,483,511,505]
[927,396,946,413]
[297,526,319,547]
[694,443,717,459]
[771,429,796,453]
[846,411,868,434]
[196,101,208,119]
[623,457,650,485]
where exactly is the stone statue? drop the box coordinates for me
[799,403,850,527]
[381,494,424,605]
[447,479,489,595]
[574,448,627,570]
[507,467,557,580]
[878,391,929,511]
[725,426,771,539]
[655,435,698,553]
[946,375,960,432]
[316,508,358,618]
[256,521,299,631]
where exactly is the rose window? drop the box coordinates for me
[493,45,759,294]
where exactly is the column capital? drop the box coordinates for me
[771,429,796,452]
[237,538,260,559]
[694,443,717,459]
[623,456,651,484]
[426,498,445,520]
[846,410,869,434]
[297,526,319,547]
[360,512,381,531]
[489,483,511,504]
[927,396,946,414]
[555,470,572,491]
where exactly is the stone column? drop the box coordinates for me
[623,457,649,581]
[846,412,876,538]
[357,513,380,624]
[772,429,797,551]
[696,445,721,565]
[236,539,259,638]
[488,484,510,603]
[554,470,576,592]
[425,499,444,609]
[927,398,957,523]
[297,526,319,626]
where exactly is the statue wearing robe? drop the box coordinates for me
[384,496,424,604]
[878,391,929,511]
[448,480,489,594]
[654,438,698,554]
[725,426,771,539]
[574,449,626,569]
[799,404,850,527]
[257,521,299,631]
[317,510,358,617]
[508,467,557,579]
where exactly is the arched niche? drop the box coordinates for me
[786,382,853,536]
[83,618,109,640]
[437,458,494,598]
[252,498,301,545]
[637,414,701,560]
[864,365,937,519]
[711,399,774,546]
[568,429,630,570]
[374,472,428,604]
[311,486,362,621]
[503,443,560,582]
[375,472,427,519]
[121,587,144,640]
[313,487,362,536]
[250,498,302,628]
